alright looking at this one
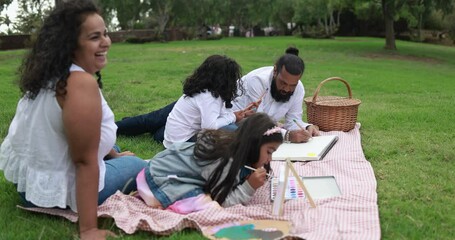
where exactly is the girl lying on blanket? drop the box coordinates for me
[136,113,283,214]
[163,54,250,149]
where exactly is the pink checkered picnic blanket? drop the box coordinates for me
[20,123,380,239]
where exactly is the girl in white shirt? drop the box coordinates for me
[164,55,248,148]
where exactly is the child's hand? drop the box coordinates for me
[238,101,260,119]
[244,101,260,112]
[243,108,256,118]
[247,167,267,189]
[234,110,246,122]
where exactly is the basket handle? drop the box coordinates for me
[311,77,352,103]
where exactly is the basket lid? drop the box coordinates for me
[304,96,361,107]
[305,77,361,107]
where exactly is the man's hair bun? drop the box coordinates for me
[285,47,299,56]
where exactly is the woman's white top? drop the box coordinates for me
[163,91,236,148]
[0,64,117,212]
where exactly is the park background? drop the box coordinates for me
[1,0,455,49]
[1,35,454,240]
[1,0,455,239]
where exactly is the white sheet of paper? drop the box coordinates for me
[272,135,338,161]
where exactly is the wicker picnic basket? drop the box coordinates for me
[304,77,361,132]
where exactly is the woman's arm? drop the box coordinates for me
[61,71,102,235]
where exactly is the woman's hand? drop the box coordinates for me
[116,151,135,157]
[247,167,267,189]
[106,148,135,159]
[80,228,117,240]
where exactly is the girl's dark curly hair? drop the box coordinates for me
[194,113,283,205]
[182,55,244,108]
[18,0,101,99]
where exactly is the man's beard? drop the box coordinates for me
[270,78,294,102]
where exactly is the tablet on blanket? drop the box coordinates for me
[272,135,338,161]
[270,176,342,201]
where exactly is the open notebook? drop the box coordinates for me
[272,135,338,161]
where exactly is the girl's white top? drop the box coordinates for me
[163,91,236,148]
[0,64,117,212]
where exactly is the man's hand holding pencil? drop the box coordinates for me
[289,119,321,143]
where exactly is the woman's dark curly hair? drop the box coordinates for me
[182,55,244,108]
[194,113,283,205]
[18,0,101,99]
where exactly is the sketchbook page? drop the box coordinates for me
[272,135,338,161]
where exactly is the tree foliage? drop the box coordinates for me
[1,0,454,48]
[13,0,52,34]
[0,0,13,33]
[354,0,452,49]
[0,0,12,12]
[294,0,350,38]
[140,0,176,37]
[112,0,141,30]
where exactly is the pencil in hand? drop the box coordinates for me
[257,87,269,102]
[244,165,272,178]
[293,119,312,141]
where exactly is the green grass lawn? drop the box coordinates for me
[1,36,454,239]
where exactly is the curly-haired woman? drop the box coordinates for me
[0,1,146,239]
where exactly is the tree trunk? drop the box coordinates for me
[417,11,423,42]
[323,17,329,36]
[337,10,341,27]
[382,0,397,50]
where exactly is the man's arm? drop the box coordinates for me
[283,83,307,130]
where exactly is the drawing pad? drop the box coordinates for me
[272,135,338,161]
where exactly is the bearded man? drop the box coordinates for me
[231,47,320,143]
